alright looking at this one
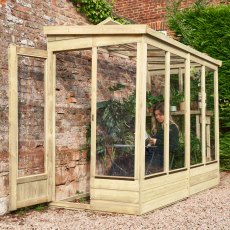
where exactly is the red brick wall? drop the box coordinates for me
[0,0,138,212]
[114,0,229,32]
[0,0,89,212]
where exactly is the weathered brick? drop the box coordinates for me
[114,0,229,32]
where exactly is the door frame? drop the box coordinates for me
[8,44,55,210]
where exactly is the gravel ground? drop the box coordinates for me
[0,172,229,230]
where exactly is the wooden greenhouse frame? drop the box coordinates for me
[8,21,222,215]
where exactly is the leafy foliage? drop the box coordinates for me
[167,1,230,170]
[71,0,131,24]
[96,92,136,156]
[190,68,201,102]
[146,92,164,108]
[170,88,184,106]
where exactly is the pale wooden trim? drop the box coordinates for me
[190,177,219,195]
[171,110,213,116]
[109,51,130,59]
[44,59,48,174]
[46,51,56,202]
[190,163,204,168]
[196,115,201,140]
[146,27,222,67]
[50,201,91,210]
[148,63,200,71]
[164,51,170,173]
[16,47,48,59]
[178,68,183,92]
[190,56,219,71]
[98,17,121,25]
[134,43,141,181]
[169,167,187,174]
[205,160,218,165]
[8,44,18,211]
[17,196,49,209]
[91,47,97,180]
[214,70,219,165]
[190,169,218,186]
[148,69,175,75]
[136,39,147,215]
[92,178,139,191]
[95,175,134,180]
[190,162,218,176]
[184,54,191,196]
[148,57,185,63]
[146,71,151,91]
[17,174,48,184]
[52,53,56,201]
[201,66,206,164]
[143,171,187,191]
[142,180,187,203]
[44,25,147,35]
[145,36,187,59]
[206,124,211,161]
[184,54,190,168]
[141,189,188,214]
[138,40,147,181]
[48,35,142,52]
[144,172,167,179]
[91,188,139,204]
[91,200,139,215]
[48,37,93,52]
[47,35,83,42]
[60,192,90,202]
[44,25,222,67]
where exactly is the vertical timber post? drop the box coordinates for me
[214,69,219,179]
[8,44,18,211]
[46,51,56,201]
[184,53,190,194]
[201,65,206,164]
[136,39,147,214]
[164,51,170,173]
[90,46,97,192]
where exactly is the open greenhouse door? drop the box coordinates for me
[8,44,55,210]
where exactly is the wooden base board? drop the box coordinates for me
[49,164,219,215]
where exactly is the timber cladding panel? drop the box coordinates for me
[141,171,188,214]
[91,179,139,214]
[190,163,219,195]
[17,179,48,206]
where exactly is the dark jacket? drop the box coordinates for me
[153,123,179,153]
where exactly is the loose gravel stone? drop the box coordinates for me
[0,172,229,230]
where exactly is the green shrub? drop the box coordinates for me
[71,0,131,24]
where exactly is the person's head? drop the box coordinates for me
[153,102,164,124]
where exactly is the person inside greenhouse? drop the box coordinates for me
[145,102,179,172]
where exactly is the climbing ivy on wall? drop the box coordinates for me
[167,1,230,170]
[71,0,131,24]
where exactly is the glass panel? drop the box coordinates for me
[169,55,185,170]
[96,44,136,177]
[145,44,165,175]
[18,56,45,177]
[206,69,215,162]
[190,66,202,165]
[190,115,202,165]
[55,50,91,200]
